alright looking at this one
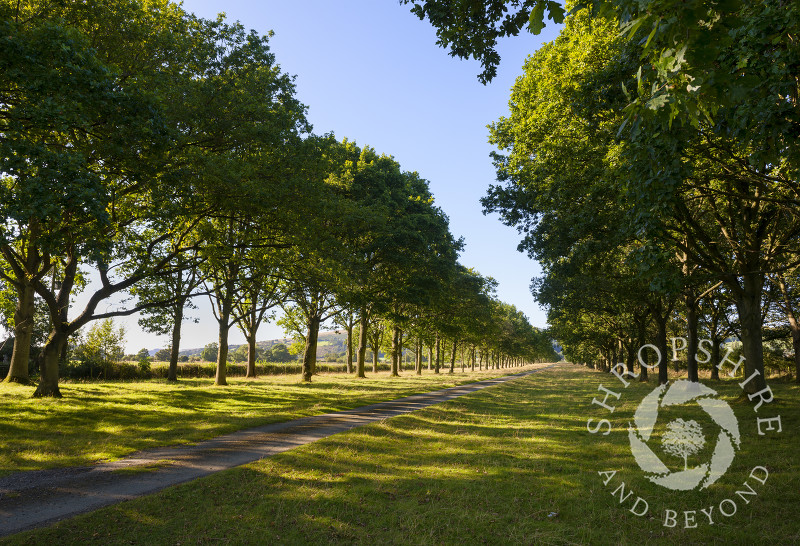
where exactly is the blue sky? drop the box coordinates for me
[121,1,563,351]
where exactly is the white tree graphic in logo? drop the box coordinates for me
[661,418,706,471]
[628,380,740,491]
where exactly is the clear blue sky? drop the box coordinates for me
[119,0,563,351]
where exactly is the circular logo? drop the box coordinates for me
[628,380,741,491]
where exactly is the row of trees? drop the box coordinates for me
[0,0,556,397]
[404,1,800,390]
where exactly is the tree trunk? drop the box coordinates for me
[398,328,404,373]
[427,344,432,371]
[5,282,35,384]
[32,330,67,398]
[357,312,367,378]
[471,346,476,372]
[302,314,321,382]
[600,347,610,372]
[167,301,185,382]
[31,251,77,397]
[654,311,670,385]
[636,351,648,382]
[434,336,441,374]
[449,339,457,373]
[734,272,768,394]
[390,325,400,377]
[710,337,721,381]
[246,332,257,378]
[216,321,229,387]
[345,324,353,374]
[686,289,699,382]
[776,274,800,383]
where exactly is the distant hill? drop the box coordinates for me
[176,330,349,358]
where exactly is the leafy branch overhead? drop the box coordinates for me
[400,0,565,83]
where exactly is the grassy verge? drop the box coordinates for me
[0,366,534,476]
[4,364,797,544]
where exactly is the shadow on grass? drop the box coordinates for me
[6,364,798,545]
[0,369,533,475]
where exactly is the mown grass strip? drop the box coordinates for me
[0,368,533,476]
[5,364,797,544]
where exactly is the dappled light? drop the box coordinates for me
[1,0,798,543]
[5,366,797,544]
[0,369,532,475]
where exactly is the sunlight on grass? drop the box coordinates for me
[0,367,536,476]
[5,364,796,545]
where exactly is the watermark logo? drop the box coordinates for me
[628,380,740,491]
[586,339,783,528]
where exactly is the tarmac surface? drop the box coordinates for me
[0,365,553,538]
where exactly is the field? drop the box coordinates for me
[0,367,524,476]
[3,364,797,544]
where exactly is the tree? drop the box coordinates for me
[131,248,201,381]
[320,140,464,379]
[280,281,341,382]
[616,90,800,393]
[154,347,171,361]
[401,0,565,83]
[132,249,202,381]
[2,2,309,397]
[76,319,126,367]
[230,344,250,363]
[772,270,800,383]
[173,14,309,387]
[333,308,357,374]
[135,348,150,361]
[410,0,800,395]
[268,343,291,363]
[405,0,799,162]
[200,342,218,363]
[232,252,283,378]
[0,2,180,395]
[367,318,386,374]
[662,418,706,471]
[483,11,657,375]
[1,262,50,383]
[201,217,248,386]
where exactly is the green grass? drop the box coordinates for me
[4,364,797,544]
[0,367,529,476]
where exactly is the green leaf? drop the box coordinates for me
[644,24,658,49]
[620,16,647,40]
[528,4,546,35]
[547,2,566,24]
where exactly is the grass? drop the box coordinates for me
[3,364,797,545]
[0,366,529,476]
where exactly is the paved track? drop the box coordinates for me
[0,365,554,537]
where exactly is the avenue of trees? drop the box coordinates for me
[0,0,556,397]
[405,0,800,390]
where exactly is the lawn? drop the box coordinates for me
[0,367,532,476]
[4,364,797,544]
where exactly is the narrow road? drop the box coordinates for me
[0,365,554,537]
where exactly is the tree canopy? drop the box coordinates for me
[1,0,548,395]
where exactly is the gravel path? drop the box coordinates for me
[0,366,553,538]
